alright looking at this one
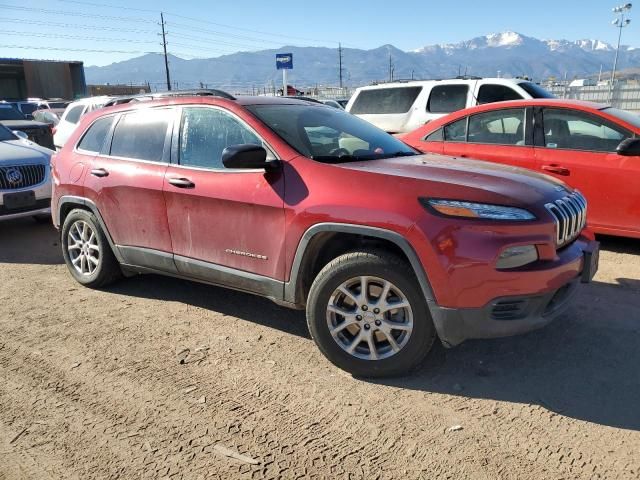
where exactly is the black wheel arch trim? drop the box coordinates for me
[56,195,126,264]
[284,223,437,308]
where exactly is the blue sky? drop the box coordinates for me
[2,0,637,66]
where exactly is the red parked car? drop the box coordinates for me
[51,94,598,377]
[401,99,640,239]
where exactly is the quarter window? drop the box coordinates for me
[77,116,113,153]
[444,118,467,142]
[179,107,262,169]
[477,84,523,104]
[110,109,172,162]
[64,105,85,124]
[542,108,631,152]
[350,87,422,115]
[468,109,525,145]
[427,85,468,113]
[424,128,443,142]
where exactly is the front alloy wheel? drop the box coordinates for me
[327,276,413,361]
[306,251,436,377]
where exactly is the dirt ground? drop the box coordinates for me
[0,218,639,480]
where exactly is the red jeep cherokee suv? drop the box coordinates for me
[51,94,599,377]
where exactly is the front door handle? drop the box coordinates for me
[168,177,195,189]
[541,165,570,176]
[90,168,109,178]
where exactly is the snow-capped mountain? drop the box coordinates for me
[85,31,639,89]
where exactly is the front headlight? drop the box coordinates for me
[421,198,536,221]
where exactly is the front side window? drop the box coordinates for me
[468,109,525,145]
[19,103,38,116]
[77,116,113,153]
[444,117,467,142]
[110,108,172,161]
[0,124,16,141]
[247,104,417,163]
[477,84,523,104]
[542,108,631,152]
[427,85,468,113]
[350,87,422,114]
[64,105,85,124]
[519,82,554,99]
[179,107,262,169]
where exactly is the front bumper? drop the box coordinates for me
[431,278,581,347]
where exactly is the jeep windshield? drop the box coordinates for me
[246,103,418,163]
[0,105,27,121]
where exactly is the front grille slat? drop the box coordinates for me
[545,191,588,247]
[0,164,46,190]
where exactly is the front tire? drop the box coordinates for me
[61,209,122,288]
[306,251,436,377]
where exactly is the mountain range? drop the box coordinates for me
[84,31,639,91]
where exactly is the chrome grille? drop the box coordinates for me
[545,190,587,246]
[0,164,46,190]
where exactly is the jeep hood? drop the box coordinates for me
[339,153,569,206]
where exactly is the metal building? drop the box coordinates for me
[0,58,86,100]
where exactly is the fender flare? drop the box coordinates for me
[283,223,437,308]
[56,195,125,263]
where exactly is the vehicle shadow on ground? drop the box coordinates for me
[106,274,310,339]
[0,219,62,265]
[372,277,640,431]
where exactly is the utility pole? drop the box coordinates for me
[388,52,393,82]
[338,43,343,89]
[160,12,171,91]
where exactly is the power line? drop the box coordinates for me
[0,3,155,23]
[52,0,341,46]
[0,44,159,55]
[0,17,157,34]
[0,30,156,44]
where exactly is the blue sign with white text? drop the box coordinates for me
[276,53,293,70]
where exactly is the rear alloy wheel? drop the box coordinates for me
[307,251,436,377]
[61,209,122,288]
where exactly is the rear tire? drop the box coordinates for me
[61,209,122,288]
[306,250,436,378]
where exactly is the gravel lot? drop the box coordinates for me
[1,218,639,479]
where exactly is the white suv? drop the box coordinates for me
[346,77,554,134]
[53,96,112,149]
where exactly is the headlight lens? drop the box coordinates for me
[496,245,539,269]
[423,199,536,221]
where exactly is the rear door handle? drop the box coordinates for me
[541,165,570,176]
[168,177,195,189]
[90,168,109,178]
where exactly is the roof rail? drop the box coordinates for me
[102,88,235,107]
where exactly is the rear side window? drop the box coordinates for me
[444,118,467,142]
[64,105,85,124]
[477,84,522,104]
[110,109,172,162]
[350,87,422,114]
[427,85,468,113]
[77,116,113,153]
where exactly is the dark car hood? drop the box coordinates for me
[339,153,570,206]
[0,120,49,129]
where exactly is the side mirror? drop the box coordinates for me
[222,144,279,171]
[616,137,640,156]
[12,130,28,140]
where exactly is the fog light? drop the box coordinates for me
[496,245,538,269]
